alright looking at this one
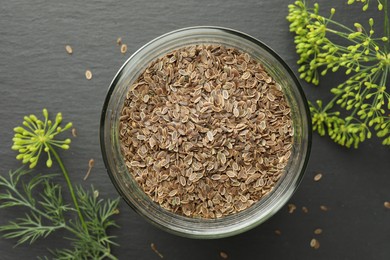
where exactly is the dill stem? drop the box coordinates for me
[49,145,88,234]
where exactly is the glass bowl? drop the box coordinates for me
[100,26,311,239]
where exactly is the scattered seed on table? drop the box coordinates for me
[117,37,122,45]
[71,128,77,137]
[65,45,73,54]
[219,251,228,259]
[384,201,390,209]
[85,70,92,80]
[274,229,282,235]
[310,238,320,249]
[302,206,308,213]
[314,228,323,235]
[320,205,328,211]
[84,158,95,181]
[288,203,297,213]
[314,173,322,182]
[89,158,95,168]
[121,44,127,54]
[150,243,163,258]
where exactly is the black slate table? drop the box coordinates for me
[0,0,389,259]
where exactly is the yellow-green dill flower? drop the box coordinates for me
[12,108,72,168]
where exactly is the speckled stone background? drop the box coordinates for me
[0,0,389,259]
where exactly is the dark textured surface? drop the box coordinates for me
[0,0,389,259]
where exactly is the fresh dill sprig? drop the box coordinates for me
[50,187,119,260]
[1,109,120,259]
[0,169,70,246]
[287,0,389,148]
[12,109,88,233]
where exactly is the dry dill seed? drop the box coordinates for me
[150,243,163,259]
[314,228,323,235]
[274,229,282,235]
[117,37,122,45]
[206,130,214,142]
[384,201,390,209]
[71,128,77,137]
[302,206,308,213]
[288,203,297,213]
[310,238,320,249]
[65,45,73,54]
[314,173,322,182]
[85,70,92,80]
[83,158,95,181]
[121,44,127,54]
[233,107,240,117]
[89,158,95,168]
[320,205,329,211]
[119,44,294,218]
[220,251,228,259]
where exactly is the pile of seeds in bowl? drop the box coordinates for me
[119,44,293,218]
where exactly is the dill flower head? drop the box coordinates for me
[12,108,72,168]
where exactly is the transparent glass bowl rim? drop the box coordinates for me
[100,26,312,239]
